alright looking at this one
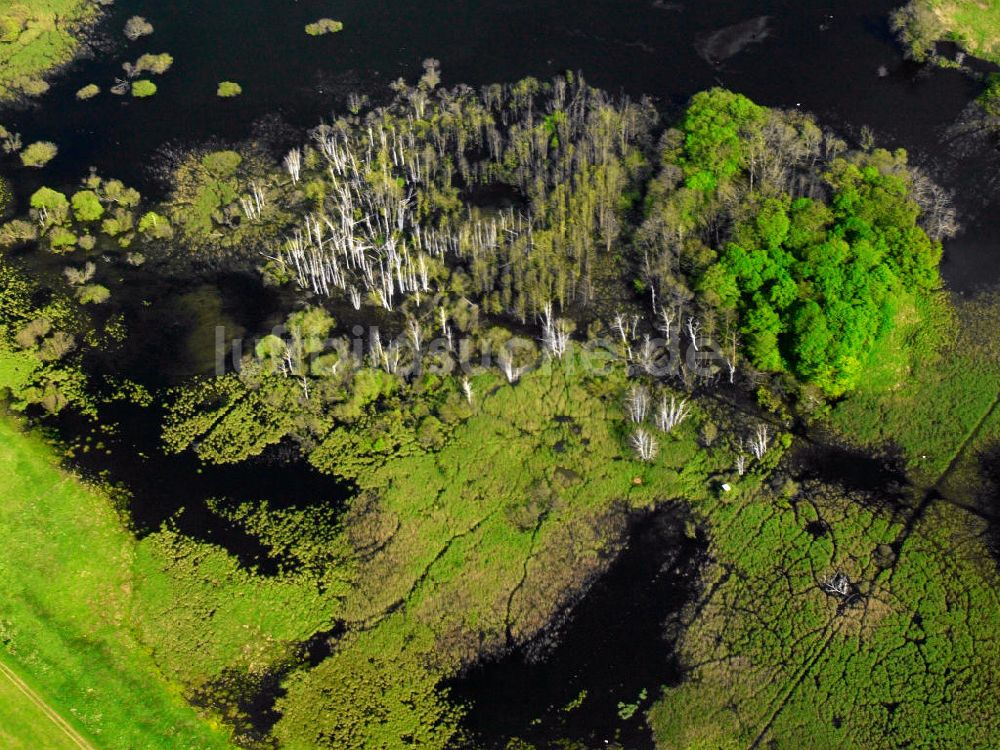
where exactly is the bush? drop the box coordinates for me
[131,80,157,98]
[20,141,58,167]
[0,175,10,215]
[75,84,100,101]
[76,284,111,305]
[30,187,69,216]
[133,53,173,75]
[216,81,242,98]
[124,16,153,41]
[305,18,344,35]
[71,191,104,223]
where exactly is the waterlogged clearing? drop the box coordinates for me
[650,480,1000,748]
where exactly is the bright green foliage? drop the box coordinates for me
[0,418,232,749]
[75,283,109,304]
[275,626,461,749]
[20,140,58,167]
[305,18,343,35]
[831,293,1000,485]
[0,260,90,414]
[137,209,173,238]
[645,89,941,396]
[29,185,67,214]
[70,189,103,222]
[704,163,939,394]
[132,527,339,689]
[130,79,157,97]
[979,73,1000,118]
[166,148,287,250]
[26,176,148,253]
[679,88,766,191]
[216,81,241,97]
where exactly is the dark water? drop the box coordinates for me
[5,0,1000,745]
[450,508,706,750]
[3,0,999,290]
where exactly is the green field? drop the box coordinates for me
[0,656,92,750]
[0,416,232,749]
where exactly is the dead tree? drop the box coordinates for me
[749,424,770,460]
[655,395,689,433]
[626,385,650,424]
[630,428,659,462]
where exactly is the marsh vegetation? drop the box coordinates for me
[0,4,999,749]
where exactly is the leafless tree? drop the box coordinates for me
[626,385,650,424]
[284,147,302,184]
[820,571,853,598]
[462,377,474,405]
[541,302,570,358]
[612,311,633,360]
[749,424,770,460]
[657,305,676,342]
[686,316,701,352]
[655,395,689,433]
[407,318,423,354]
[630,428,659,462]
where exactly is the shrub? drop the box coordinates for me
[71,191,104,223]
[124,16,153,41]
[305,19,343,35]
[30,187,69,216]
[20,141,58,167]
[979,74,1000,118]
[0,175,10,215]
[216,81,242,97]
[76,284,111,304]
[0,219,36,246]
[138,211,173,239]
[75,84,100,100]
[131,80,157,98]
[133,53,173,75]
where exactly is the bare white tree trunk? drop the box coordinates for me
[626,385,650,424]
[630,428,658,462]
[749,424,770,460]
[655,395,689,433]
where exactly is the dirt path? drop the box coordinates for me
[0,659,97,750]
